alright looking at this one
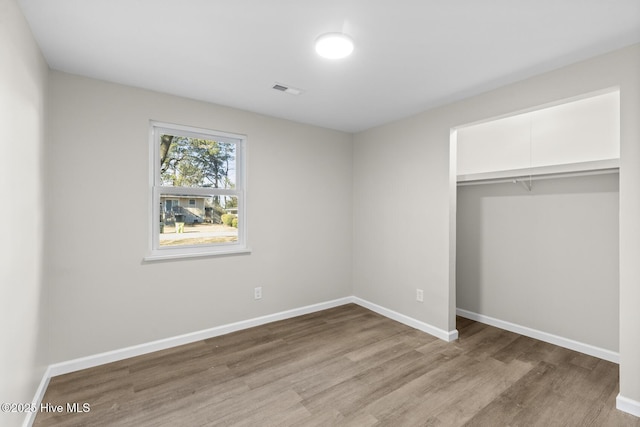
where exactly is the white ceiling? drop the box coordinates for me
[17,0,640,133]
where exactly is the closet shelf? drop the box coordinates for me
[457,159,619,186]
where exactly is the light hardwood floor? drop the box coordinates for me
[34,304,640,426]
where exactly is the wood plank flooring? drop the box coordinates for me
[34,304,640,426]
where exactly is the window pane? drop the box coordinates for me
[159,133,236,188]
[159,194,238,247]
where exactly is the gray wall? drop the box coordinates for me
[45,71,353,362]
[353,112,453,331]
[353,44,640,404]
[457,174,619,351]
[0,0,48,425]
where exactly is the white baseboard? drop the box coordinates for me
[47,296,354,377]
[46,296,456,378]
[23,367,52,427]
[617,394,640,418]
[354,297,458,342]
[26,296,455,426]
[456,308,619,364]
[23,297,353,427]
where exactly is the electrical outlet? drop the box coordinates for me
[254,287,262,300]
[416,289,424,302]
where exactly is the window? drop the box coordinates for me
[146,121,248,260]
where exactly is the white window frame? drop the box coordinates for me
[145,121,249,261]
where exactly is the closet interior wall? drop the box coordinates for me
[456,172,620,353]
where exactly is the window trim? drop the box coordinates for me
[144,121,249,261]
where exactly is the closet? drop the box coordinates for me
[455,90,620,359]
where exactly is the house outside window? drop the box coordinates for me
[146,121,248,260]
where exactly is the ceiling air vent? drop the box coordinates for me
[272,83,303,96]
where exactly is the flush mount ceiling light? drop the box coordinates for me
[315,32,354,59]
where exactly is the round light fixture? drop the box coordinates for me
[315,32,354,59]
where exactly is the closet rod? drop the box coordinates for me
[457,167,619,187]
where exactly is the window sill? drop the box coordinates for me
[144,247,252,262]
